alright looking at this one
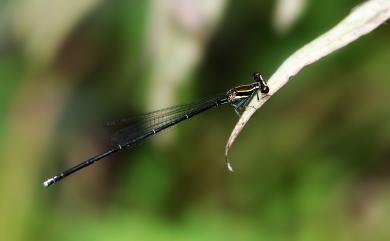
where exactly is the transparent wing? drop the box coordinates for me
[108,93,227,146]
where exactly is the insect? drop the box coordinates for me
[43,72,269,187]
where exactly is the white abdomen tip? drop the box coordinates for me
[43,177,55,187]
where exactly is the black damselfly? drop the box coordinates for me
[43,72,269,187]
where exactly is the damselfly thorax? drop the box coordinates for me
[227,72,269,102]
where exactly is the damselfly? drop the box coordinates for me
[43,72,269,187]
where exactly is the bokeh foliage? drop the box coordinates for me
[0,1,389,241]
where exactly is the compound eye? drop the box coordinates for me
[261,85,270,94]
[252,72,261,80]
[253,72,265,82]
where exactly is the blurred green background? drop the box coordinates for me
[0,0,389,241]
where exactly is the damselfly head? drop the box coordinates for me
[253,72,269,94]
[252,72,263,81]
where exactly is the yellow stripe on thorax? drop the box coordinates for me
[233,83,257,94]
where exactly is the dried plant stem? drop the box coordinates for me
[225,0,390,170]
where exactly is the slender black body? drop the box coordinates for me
[43,72,269,187]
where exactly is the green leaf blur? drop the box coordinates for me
[0,1,389,241]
